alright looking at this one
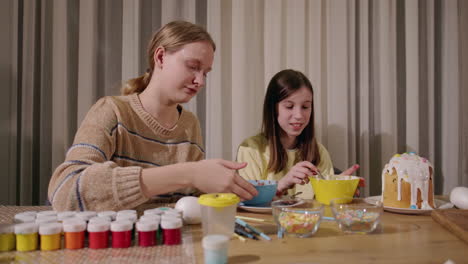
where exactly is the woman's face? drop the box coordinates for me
[159,41,214,104]
[276,86,313,140]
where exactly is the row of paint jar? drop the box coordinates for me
[0,208,183,252]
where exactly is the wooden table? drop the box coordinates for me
[192,208,468,264]
[1,203,467,264]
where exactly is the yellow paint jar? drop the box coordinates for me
[14,223,39,251]
[39,222,62,250]
[0,224,15,251]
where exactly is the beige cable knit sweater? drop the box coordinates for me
[48,94,204,211]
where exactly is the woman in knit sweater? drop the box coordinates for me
[48,21,257,211]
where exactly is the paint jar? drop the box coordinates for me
[36,211,57,218]
[98,211,117,221]
[88,221,110,249]
[14,223,39,252]
[117,210,137,217]
[14,212,36,223]
[110,220,133,248]
[202,234,230,264]
[115,213,137,223]
[35,215,58,225]
[76,211,97,222]
[62,219,86,249]
[136,221,158,247]
[163,211,182,218]
[39,222,62,251]
[89,216,111,224]
[161,218,182,245]
[57,211,76,222]
[0,224,15,252]
[144,208,164,216]
[139,214,161,223]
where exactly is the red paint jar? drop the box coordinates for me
[110,220,133,248]
[161,218,182,245]
[136,220,159,247]
[87,221,110,249]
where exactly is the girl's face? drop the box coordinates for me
[276,86,313,141]
[158,41,214,104]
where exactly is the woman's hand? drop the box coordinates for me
[277,161,317,192]
[191,159,258,201]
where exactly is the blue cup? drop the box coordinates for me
[243,180,278,206]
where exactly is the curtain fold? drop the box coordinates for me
[2,0,466,205]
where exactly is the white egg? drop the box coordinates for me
[450,186,468,209]
[175,196,202,224]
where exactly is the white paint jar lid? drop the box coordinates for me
[39,223,62,235]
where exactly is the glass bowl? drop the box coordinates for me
[243,180,277,206]
[271,199,323,238]
[330,198,383,234]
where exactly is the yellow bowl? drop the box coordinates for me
[310,175,360,205]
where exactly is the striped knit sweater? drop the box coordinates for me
[48,94,204,211]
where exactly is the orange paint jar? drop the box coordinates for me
[62,219,86,249]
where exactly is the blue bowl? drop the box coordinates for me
[243,180,278,206]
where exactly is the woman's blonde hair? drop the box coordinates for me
[121,21,216,95]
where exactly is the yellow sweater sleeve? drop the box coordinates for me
[236,143,265,181]
[316,143,334,176]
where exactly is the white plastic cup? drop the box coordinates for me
[202,234,230,264]
[198,193,240,237]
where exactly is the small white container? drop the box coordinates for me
[98,211,117,220]
[57,211,76,221]
[75,211,97,222]
[117,210,137,216]
[116,213,137,223]
[160,218,183,229]
[36,211,57,218]
[87,221,110,233]
[110,220,133,232]
[161,215,182,224]
[14,223,39,235]
[89,216,111,224]
[35,215,58,225]
[144,208,165,216]
[136,221,159,232]
[164,211,182,218]
[202,234,230,264]
[62,219,87,233]
[139,214,161,223]
[14,213,36,223]
[39,223,62,235]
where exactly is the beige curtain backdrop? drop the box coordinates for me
[1,0,467,205]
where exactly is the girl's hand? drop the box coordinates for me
[338,164,364,196]
[340,164,360,175]
[277,161,317,192]
[192,159,258,201]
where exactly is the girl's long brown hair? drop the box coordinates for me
[121,21,216,95]
[262,69,320,173]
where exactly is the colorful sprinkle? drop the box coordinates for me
[278,212,320,235]
[334,210,380,233]
[410,205,417,209]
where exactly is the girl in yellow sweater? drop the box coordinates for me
[237,69,358,199]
